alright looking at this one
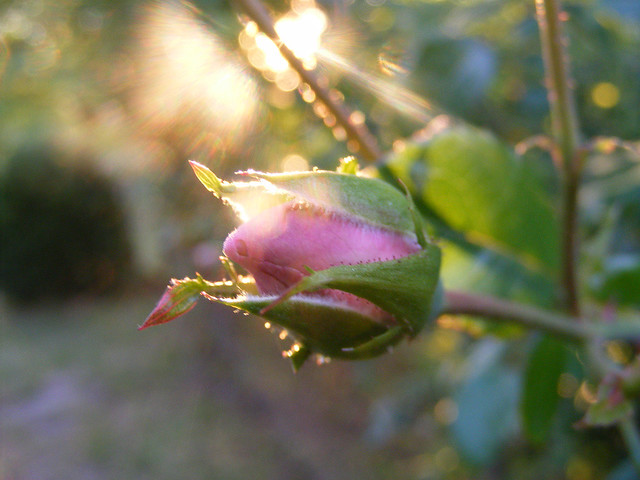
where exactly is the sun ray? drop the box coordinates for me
[317,48,439,125]
[130,1,259,159]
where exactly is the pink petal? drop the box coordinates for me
[223,201,420,321]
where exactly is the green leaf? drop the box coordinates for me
[440,240,557,308]
[383,126,560,272]
[522,335,569,444]
[590,254,640,307]
[452,355,520,465]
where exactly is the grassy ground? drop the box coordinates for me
[1,291,439,480]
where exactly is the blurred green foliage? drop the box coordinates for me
[383,126,560,271]
[1,0,639,478]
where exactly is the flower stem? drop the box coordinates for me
[535,0,582,316]
[620,418,640,473]
[233,0,382,161]
[441,290,594,342]
[561,165,581,316]
[535,0,580,171]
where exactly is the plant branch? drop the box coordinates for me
[535,0,582,317]
[441,290,594,342]
[620,418,640,473]
[561,161,581,316]
[441,290,640,342]
[535,0,580,170]
[233,0,382,162]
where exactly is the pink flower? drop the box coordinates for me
[142,160,441,367]
[223,200,421,322]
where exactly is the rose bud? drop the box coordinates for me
[141,159,441,369]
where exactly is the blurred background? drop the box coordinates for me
[1,0,639,478]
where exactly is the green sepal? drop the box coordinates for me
[287,344,312,372]
[242,169,416,234]
[265,243,441,336]
[189,161,291,219]
[337,326,405,359]
[139,274,255,330]
[190,160,418,236]
[215,295,393,360]
[189,161,225,195]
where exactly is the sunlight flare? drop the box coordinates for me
[239,0,327,91]
[131,1,258,157]
[317,48,437,125]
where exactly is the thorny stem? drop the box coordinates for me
[441,290,599,343]
[535,0,580,170]
[561,162,581,316]
[233,0,382,162]
[534,2,640,464]
[535,0,582,317]
[443,290,640,343]
[441,290,595,342]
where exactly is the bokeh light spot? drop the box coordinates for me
[591,82,620,109]
[275,68,301,92]
[255,32,289,72]
[239,0,327,92]
[276,6,327,60]
[434,397,458,425]
[366,7,395,32]
[349,110,365,125]
[605,340,633,364]
[425,328,461,358]
[332,126,347,141]
[574,381,597,411]
[281,153,309,171]
[299,83,316,103]
[347,140,360,153]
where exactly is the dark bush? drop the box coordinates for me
[0,144,132,304]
